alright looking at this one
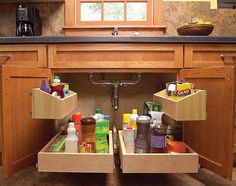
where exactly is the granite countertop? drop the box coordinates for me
[0,36,236,44]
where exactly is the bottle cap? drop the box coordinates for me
[132,109,138,114]
[136,115,151,124]
[72,112,83,122]
[95,108,102,114]
[69,122,75,128]
[104,115,110,120]
[123,113,131,123]
[127,125,132,130]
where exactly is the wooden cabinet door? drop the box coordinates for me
[0,66,54,177]
[180,66,235,180]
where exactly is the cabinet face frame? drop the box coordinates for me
[184,44,236,68]
[48,43,183,69]
[0,45,47,67]
[0,66,53,177]
[180,66,235,180]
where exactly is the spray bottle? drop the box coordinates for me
[149,111,167,153]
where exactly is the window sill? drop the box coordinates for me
[63,26,167,36]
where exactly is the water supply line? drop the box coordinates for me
[89,73,142,110]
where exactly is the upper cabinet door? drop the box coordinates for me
[1,66,54,177]
[180,66,235,180]
[48,44,183,69]
[184,44,236,68]
[0,45,47,67]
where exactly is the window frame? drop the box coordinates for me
[76,0,153,26]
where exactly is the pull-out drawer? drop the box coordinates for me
[119,131,198,173]
[48,44,183,69]
[0,44,47,67]
[38,130,114,173]
[185,44,236,68]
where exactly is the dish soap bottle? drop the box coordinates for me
[65,122,78,153]
[150,120,167,153]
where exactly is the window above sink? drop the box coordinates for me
[63,0,166,36]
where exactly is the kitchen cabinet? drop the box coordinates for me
[184,44,236,68]
[0,45,47,67]
[0,42,235,180]
[48,44,183,69]
[0,66,54,177]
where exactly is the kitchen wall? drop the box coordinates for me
[0,1,235,36]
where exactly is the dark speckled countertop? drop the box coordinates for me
[0,36,236,44]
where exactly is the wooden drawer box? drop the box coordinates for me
[119,131,198,173]
[48,44,183,69]
[0,44,47,67]
[185,44,236,68]
[38,130,114,173]
[153,89,206,121]
[32,88,77,119]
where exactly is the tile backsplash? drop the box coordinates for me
[0,1,235,36]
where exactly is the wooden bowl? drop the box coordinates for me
[177,24,214,36]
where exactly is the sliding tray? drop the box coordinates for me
[153,89,206,121]
[119,131,198,173]
[38,130,114,173]
[32,88,77,119]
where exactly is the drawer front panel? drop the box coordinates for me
[0,45,47,67]
[38,130,114,173]
[185,44,236,68]
[48,44,183,69]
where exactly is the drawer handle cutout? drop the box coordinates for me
[221,54,236,64]
[0,54,11,61]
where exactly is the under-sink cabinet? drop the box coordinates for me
[0,43,235,181]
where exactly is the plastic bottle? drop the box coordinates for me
[72,112,83,143]
[122,113,131,129]
[93,108,103,121]
[135,116,151,153]
[65,122,78,153]
[129,109,138,131]
[81,117,96,152]
[150,120,167,153]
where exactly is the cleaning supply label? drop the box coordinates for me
[151,135,166,148]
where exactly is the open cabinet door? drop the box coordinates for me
[0,66,54,177]
[180,66,235,180]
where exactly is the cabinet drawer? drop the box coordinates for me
[38,130,114,173]
[185,44,236,68]
[119,131,198,173]
[48,44,183,69]
[0,44,47,67]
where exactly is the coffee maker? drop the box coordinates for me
[16,5,42,36]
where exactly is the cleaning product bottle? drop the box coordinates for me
[150,120,167,153]
[72,112,83,143]
[122,113,131,129]
[93,108,103,121]
[129,109,138,130]
[65,122,78,153]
